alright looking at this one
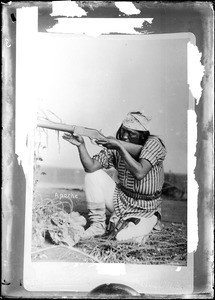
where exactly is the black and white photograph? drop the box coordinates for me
[32,33,189,266]
[2,1,214,298]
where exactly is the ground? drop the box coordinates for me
[32,187,187,265]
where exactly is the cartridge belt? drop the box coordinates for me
[117,183,162,201]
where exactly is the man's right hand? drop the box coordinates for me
[62,133,85,147]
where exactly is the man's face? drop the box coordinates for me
[120,125,141,144]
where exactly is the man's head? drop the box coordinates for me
[122,111,151,132]
[116,111,151,145]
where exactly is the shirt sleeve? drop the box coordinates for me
[139,137,167,166]
[92,148,115,169]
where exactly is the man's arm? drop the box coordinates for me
[116,140,142,159]
[97,138,152,180]
[37,119,142,159]
[118,145,152,180]
[63,133,102,173]
[96,137,142,159]
[78,143,103,173]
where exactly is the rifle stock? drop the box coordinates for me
[37,118,142,158]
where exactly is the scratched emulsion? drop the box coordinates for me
[47,1,152,36]
[187,41,205,253]
[50,1,87,17]
[114,2,141,15]
[187,41,205,105]
[47,18,153,36]
[15,7,38,173]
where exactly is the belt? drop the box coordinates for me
[117,183,162,201]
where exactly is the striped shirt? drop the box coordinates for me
[93,136,167,220]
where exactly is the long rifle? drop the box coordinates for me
[37,118,107,141]
[37,118,142,158]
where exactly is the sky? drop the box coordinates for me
[35,33,190,174]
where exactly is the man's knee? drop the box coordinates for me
[116,215,158,242]
[85,169,105,183]
[84,170,107,202]
[84,169,113,187]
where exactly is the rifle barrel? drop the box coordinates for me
[37,119,142,157]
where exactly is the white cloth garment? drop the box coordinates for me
[84,169,158,242]
[84,169,116,213]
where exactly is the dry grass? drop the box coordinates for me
[75,222,187,265]
[32,188,187,265]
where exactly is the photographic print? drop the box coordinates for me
[32,33,190,267]
[2,1,213,298]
